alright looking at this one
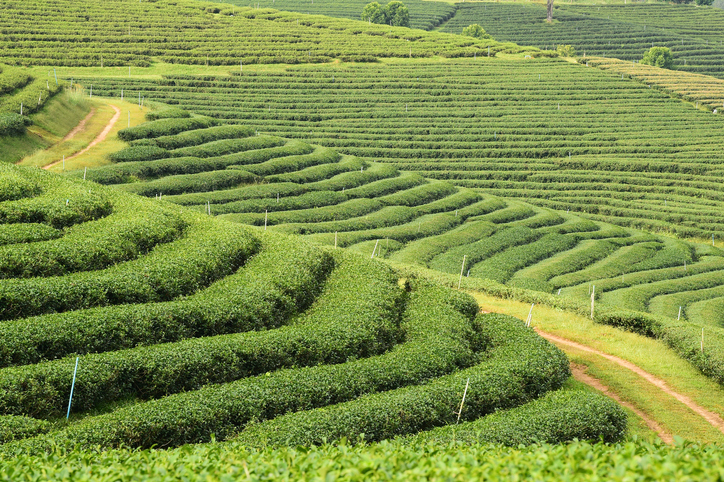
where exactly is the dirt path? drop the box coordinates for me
[60,107,96,143]
[537,328,724,436]
[570,363,674,444]
[43,105,121,170]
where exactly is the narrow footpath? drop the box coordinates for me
[43,105,121,170]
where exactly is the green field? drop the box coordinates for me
[81,58,724,238]
[0,162,627,454]
[4,0,724,477]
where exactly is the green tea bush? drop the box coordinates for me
[406,389,626,445]
[145,107,190,121]
[266,157,364,184]
[80,137,289,184]
[430,226,540,275]
[0,251,402,418]
[391,221,497,267]
[0,223,60,246]
[0,198,186,278]
[471,233,578,283]
[0,216,259,321]
[107,145,169,163]
[0,113,30,136]
[121,169,257,197]
[241,147,341,177]
[166,182,308,206]
[233,313,570,446]
[169,137,270,159]
[0,415,49,444]
[0,233,332,368]
[135,125,255,150]
[20,279,476,448]
[117,117,221,141]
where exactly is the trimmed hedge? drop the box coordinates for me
[145,107,190,121]
[120,169,257,197]
[78,139,299,184]
[0,251,402,418]
[0,113,30,136]
[231,313,570,447]
[0,198,186,279]
[405,389,627,446]
[117,117,221,141]
[0,415,49,444]
[132,125,255,150]
[0,232,331,368]
[0,215,259,321]
[13,277,477,448]
[0,223,60,246]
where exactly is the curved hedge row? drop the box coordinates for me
[0,232,332,368]
[232,313,570,446]
[0,215,259,321]
[6,280,481,449]
[405,389,626,446]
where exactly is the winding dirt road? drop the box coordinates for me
[536,328,724,437]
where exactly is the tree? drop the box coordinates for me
[384,1,410,27]
[556,45,575,57]
[547,0,553,22]
[641,46,674,69]
[462,24,491,40]
[361,2,386,24]
[361,1,409,28]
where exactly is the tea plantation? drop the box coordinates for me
[4,0,724,477]
[84,58,724,238]
[71,112,724,388]
[0,161,627,454]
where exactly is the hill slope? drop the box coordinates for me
[85,58,724,238]
[0,161,623,451]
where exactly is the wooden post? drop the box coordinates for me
[591,285,595,320]
[458,255,466,289]
[455,378,470,424]
[66,357,80,420]
[678,306,682,321]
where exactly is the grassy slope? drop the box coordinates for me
[0,92,91,163]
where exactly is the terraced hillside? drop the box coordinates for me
[0,65,61,116]
[220,0,458,31]
[77,113,724,368]
[587,57,724,113]
[0,162,625,451]
[0,0,530,67]
[85,58,724,238]
[437,2,724,79]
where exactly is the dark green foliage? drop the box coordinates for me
[0,251,402,420]
[108,145,169,163]
[406,389,626,445]
[0,113,30,136]
[120,169,257,197]
[0,217,260,321]
[145,107,190,121]
[0,233,330,368]
[641,47,674,69]
[117,117,221,142]
[134,125,255,150]
[233,313,570,447]
[0,415,49,444]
